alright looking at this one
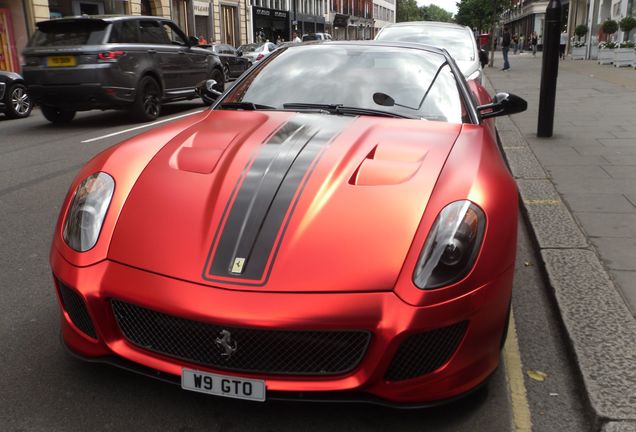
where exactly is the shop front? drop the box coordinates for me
[0,1,29,73]
[46,0,129,17]
[295,12,325,35]
[252,6,288,43]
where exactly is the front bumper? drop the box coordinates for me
[51,248,512,405]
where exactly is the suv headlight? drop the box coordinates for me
[413,201,486,289]
[63,172,115,252]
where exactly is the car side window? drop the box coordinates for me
[224,45,235,55]
[138,20,169,44]
[268,43,276,51]
[109,20,139,43]
[162,22,188,46]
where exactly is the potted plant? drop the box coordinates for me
[599,20,619,64]
[615,17,636,67]
[572,24,588,59]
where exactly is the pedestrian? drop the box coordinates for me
[512,34,519,54]
[276,35,282,44]
[198,35,207,45]
[501,26,511,70]
[531,31,538,56]
[559,30,568,59]
[292,31,301,43]
[519,34,524,53]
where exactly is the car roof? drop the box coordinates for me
[383,21,470,31]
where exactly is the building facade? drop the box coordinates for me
[372,0,394,37]
[501,0,635,58]
[327,0,374,40]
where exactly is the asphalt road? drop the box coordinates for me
[1,104,591,431]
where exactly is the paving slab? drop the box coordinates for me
[485,53,636,429]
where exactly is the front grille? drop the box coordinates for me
[57,281,97,339]
[385,321,468,381]
[111,299,371,376]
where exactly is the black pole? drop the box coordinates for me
[537,0,562,137]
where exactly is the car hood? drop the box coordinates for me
[108,110,462,292]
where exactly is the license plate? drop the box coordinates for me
[47,56,76,67]
[181,369,266,402]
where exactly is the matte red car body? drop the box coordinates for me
[51,88,518,404]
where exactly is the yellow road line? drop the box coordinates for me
[504,310,533,432]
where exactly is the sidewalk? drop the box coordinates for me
[484,52,636,432]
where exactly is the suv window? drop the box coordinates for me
[30,20,107,47]
[161,22,188,46]
[109,20,139,43]
[223,45,235,54]
[139,20,169,44]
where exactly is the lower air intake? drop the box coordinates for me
[385,321,468,381]
[57,280,97,339]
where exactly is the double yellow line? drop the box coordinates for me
[504,310,533,431]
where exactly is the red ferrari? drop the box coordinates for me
[51,41,526,406]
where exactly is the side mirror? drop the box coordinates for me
[477,92,527,119]
[237,49,243,57]
[189,35,200,46]
[479,49,488,67]
[196,79,223,104]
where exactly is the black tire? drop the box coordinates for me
[41,106,76,123]
[130,76,161,122]
[201,68,225,106]
[5,83,33,119]
[222,64,230,82]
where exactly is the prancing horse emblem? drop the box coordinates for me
[215,329,238,359]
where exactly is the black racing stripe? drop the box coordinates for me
[204,114,351,284]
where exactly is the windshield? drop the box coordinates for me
[376,26,475,62]
[30,20,108,47]
[221,44,465,123]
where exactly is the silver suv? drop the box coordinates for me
[22,16,224,123]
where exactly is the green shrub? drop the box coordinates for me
[574,24,588,39]
[602,19,619,35]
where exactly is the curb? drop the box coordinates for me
[484,74,636,431]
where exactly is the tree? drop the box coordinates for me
[420,4,454,23]
[619,16,636,43]
[455,0,506,32]
[602,19,619,40]
[396,0,424,22]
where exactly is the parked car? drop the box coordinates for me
[250,42,278,64]
[375,21,484,83]
[51,40,526,406]
[0,71,33,119]
[237,43,260,63]
[302,32,332,41]
[22,16,225,123]
[207,43,251,81]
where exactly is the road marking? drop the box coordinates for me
[504,310,533,432]
[81,110,204,143]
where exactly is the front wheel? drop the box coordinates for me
[130,76,161,122]
[5,84,33,119]
[41,106,76,123]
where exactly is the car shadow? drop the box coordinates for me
[32,101,207,130]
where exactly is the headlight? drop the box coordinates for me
[413,201,485,289]
[63,172,115,252]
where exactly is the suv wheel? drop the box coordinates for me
[5,84,33,119]
[131,76,161,122]
[41,106,76,123]
[202,68,225,106]
[222,64,230,82]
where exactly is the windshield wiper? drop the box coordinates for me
[282,103,415,119]
[219,102,275,110]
